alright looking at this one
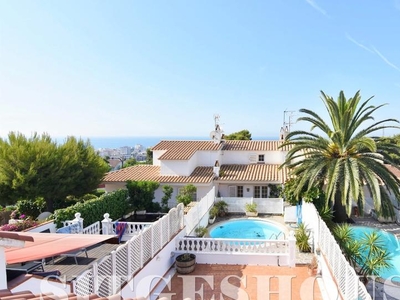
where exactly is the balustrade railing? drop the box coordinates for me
[175,237,289,255]
[73,203,184,297]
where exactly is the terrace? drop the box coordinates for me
[3,188,392,299]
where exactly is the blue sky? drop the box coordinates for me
[1,0,400,139]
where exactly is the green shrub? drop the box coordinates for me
[16,198,46,219]
[194,226,208,237]
[245,202,257,213]
[176,184,197,206]
[295,223,311,252]
[209,206,219,218]
[52,189,129,228]
[214,200,228,216]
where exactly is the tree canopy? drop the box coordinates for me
[0,132,109,211]
[281,90,400,222]
[224,130,252,140]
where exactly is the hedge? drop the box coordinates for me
[52,189,130,228]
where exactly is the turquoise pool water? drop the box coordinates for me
[352,226,400,282]
[209,219,283,239]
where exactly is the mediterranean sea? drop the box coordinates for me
[56,136,278,150]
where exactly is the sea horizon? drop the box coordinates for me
[55,135,279,149]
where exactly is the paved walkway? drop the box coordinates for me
[158,264,323,300]
[353,216,400,238]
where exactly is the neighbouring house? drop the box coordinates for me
[102,118,290,208]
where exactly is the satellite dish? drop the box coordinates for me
[210,131,217,140]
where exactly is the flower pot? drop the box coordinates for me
[246,211,258,217]
[208,216,216,224]
[175,253,196,274]
[308,267,318,276]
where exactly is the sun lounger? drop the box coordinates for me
[59,248,88,264]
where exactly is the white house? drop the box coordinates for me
[102,122,290,208]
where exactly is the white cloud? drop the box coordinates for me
[345,33,400,73]
[345,33,374,54]
[370,46,400,72]
[305,0,328,16]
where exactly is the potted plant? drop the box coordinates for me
[175,253,196,274]
[209,206,218,224]
[194,226,208,237]
[308,255,319,276]
[214,200,228,217]
[245,202,258,217]
[294,223,311,252]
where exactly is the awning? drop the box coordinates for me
[4,232,116,264]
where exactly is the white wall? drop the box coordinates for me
[104,182,126,193]
[160,160,191,176]
[25,221,57,233]
[152,150,166,166]
[11,277,72,297]
[221,150,285,165]
[195,151,220,166]
[194,252,289,266]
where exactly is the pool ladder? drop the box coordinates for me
[269,232,286,240]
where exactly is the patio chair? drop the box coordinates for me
[31,270,61,277]
[58,248,88,264]
[6,259,45,274]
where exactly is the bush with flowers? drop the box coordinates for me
[0,213,40,232]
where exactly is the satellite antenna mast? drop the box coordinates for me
[280,109,295,140]
[210,114,224,144]
[283,109,296,132]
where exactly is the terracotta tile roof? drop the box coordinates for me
[159,166,215,184]
[384,164,400,179]
[152,141,221,160]
[102,165,215,184]
[102,165,160,182]
[222,140,290,151]
[217,164,288,183]
[152,140,289,161]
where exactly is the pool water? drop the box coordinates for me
[352,226,400,282]
[209,219,284,239]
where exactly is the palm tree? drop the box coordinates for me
[333,224,392,285]
[281,90,400,222]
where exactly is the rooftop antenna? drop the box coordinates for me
[280,109,296,140]
[283,109,296,132]
[210,114,224,144]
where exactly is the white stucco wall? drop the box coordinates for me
[195,151,220,167]
[104,182,126,193]
[152,150,166,166]
[221,150,285,165]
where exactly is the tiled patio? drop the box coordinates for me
[157,264,324,299]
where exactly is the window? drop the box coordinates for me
[237,186,243,197]
[254,186,260,198]
[254,186,268,198]
[258,154,265,162]
[229,186,243,197]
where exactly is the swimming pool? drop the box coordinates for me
[352,226,400,282]
[209,219,285,239]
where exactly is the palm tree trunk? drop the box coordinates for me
[332,193,348,223]
[45,198,54,213]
